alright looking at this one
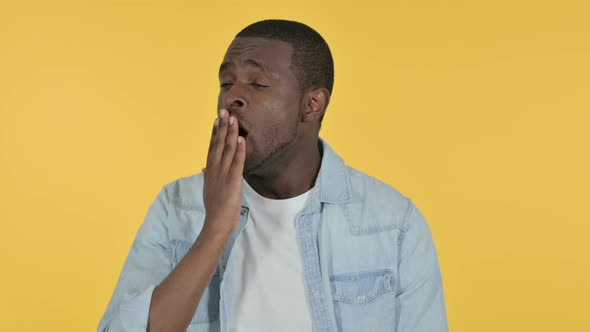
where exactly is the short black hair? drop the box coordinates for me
[236,19,334,96]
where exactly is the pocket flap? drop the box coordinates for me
[329,269,394,304]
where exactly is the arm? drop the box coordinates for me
[98,109,246,332]
[147,223,229,332]
[96,189,231,332]
[395,200,448,332]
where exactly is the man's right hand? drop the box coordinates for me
[147,110,245,332]
[202,108,246,237]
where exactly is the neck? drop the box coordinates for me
[245,138,322,199]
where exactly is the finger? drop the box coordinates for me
[210,118,218,141]
[207,118,218,152]
[220,115,239,172]
[208,109,228,167]
[206,116,221,170]
[229,135,246,179]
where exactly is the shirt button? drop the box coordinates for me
[357,295,366,303]
[240,208,247,216]
[312,289,320,296]
[301,232,310,239]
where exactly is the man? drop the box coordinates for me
[98,19,448,332]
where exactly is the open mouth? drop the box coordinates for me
[238,125,249,139]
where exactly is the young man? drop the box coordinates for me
[98,19,448,332]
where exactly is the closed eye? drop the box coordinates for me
[251,82,269,88]
[220,82,269,90]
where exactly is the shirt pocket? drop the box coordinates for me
[329,269,395,331]
[170,239,221,323]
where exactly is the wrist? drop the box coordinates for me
[200,221,233,243]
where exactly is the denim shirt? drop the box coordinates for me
[98,138,448,332]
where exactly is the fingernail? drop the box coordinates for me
[219,109,226,118]
[238,136,244,144]
[229,116,235,125]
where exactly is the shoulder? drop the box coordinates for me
[345,165,416,232]
[160,172,206,212]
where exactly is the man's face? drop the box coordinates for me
[218,37,302,175]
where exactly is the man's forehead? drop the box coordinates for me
[222,37,292,69]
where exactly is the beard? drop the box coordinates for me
[243,119,300,177]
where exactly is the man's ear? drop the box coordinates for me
[301,88,330,123]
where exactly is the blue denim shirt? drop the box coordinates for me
[98,138,448,332]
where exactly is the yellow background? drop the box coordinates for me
[1,0,589,331]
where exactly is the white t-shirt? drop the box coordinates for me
[227,179,314,331]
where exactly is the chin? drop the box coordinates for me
[242,156,265,177]
[242,159,255,176]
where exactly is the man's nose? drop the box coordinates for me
[224,90,248,112]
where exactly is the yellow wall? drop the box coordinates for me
[1,1,588,331]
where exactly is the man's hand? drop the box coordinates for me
[202,109,246,237]
[146,110,245,332]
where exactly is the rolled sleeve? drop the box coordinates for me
[395,200,448,332]
[98,187,172,332]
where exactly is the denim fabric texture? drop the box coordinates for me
[98,138,448,332]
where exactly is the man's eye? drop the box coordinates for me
[251,82,269,88]
[220,82,233,88]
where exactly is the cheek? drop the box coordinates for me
[249,90,300,140]
[217,93,223,109]
[266,91,300,120]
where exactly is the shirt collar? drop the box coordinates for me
[316,137,353,204]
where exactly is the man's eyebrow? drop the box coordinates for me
[243,59,276,74]
[219,61,234,74]
[219,59,277,76]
